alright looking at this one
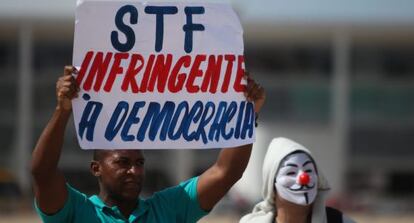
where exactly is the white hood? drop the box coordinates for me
[240,137,331,223]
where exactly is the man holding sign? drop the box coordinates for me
[32,66,264,223]
[31,1,265,222]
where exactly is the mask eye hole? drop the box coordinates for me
[286,171,296,176]
[305,169,313,173]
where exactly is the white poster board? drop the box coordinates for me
[72,0,255,149]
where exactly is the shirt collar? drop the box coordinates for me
[89,195,148,215]
[89,195,107,210]
[129,199,149,219]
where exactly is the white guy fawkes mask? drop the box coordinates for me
[275,152,318,206]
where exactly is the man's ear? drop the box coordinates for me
[90,161,101,177]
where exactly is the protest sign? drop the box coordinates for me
[72,0,255,149]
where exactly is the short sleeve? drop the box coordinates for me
[150,177,209,223]
[177,177,209,223]
[34,184,88,223]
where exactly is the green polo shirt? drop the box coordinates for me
[35,177,208,223]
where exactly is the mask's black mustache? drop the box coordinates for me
[289,183,315,191]
[305,192,309,204]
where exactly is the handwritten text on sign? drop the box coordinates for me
[72,1,255,149]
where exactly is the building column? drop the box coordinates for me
[174,150,194,183]
[16,22,33,194]
[331,29,351,193]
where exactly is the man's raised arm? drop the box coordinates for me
[197,74,265,211]
[31,66,79,214]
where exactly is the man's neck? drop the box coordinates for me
[275,196,312,223]
[98,191,139,219]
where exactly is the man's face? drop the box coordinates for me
[92,150,145,201]
[275,152,318,206]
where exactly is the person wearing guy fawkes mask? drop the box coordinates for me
[240,137,356,223]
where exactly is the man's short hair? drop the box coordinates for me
[92,149,144,161]
[93,150,108,161]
